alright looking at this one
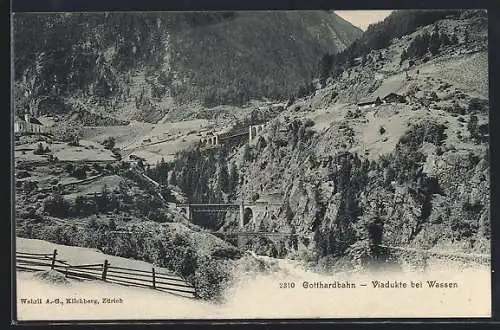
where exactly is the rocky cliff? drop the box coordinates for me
[217,10,489,269]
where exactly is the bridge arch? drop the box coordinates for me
[249,124,266,141]
[243,207,253,225]
[200,134,220,147]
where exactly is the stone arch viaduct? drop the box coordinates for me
[199,123,268,148]
[176,200,280,228]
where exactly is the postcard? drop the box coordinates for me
[12,9,491,321]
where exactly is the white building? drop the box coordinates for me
[14,114,45,134]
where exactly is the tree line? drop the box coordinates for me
[317,10,477,86]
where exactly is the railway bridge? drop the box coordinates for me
[199,123,267,148]
[176,200,281,228]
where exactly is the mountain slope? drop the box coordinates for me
[12,11,362,122]
[163,10,489,269]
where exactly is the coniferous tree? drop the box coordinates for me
[218,158,229,194]
[464,30,469,44]
[319,53,334,87]
[429,24,441,55]
[440,33,451,46]
[229,162,238,196]
[242,143,251,162]
[400,49,408,65]
[169,170,177,186]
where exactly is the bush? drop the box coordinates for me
[468,98,488,113]
[21,180,38,194]
[379,126,386,135]
[250,192,260,202]
[303,118,315,128]
[71,166,87,180]
[33,143,47,155]
[92,163,103,172]
[147,208,170,222]
[64,163,74,173]
[191,256,232,302]
[67,136,80,147]
[132,195,153,215]
[102,137,116,150]
[72,195,97,216]
[399,120,447,148]
[17,170,31,179]
[43,192,71,217]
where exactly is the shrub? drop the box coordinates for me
[468,98,488,113]
[92,163,103,172]
[242,144,252,162]
[33,143,46,155]
[73,195,97,216]
[17,170,31,179]
[191,256,232,302]
[71,166,87,180]
[256,136,267,151]
[450,217,475,240]
[303,118,315,128]
[112,149,122,161]
[43,192,70,217]
[147,208,169,222]
[379,126,386,135]
[67,137,80,147]
[21,180,38,194]
[132,195,153,215]
[399,120,447,148]
[64,163,74,173]
[211,246,241,260]
[102,137,116,150]
[298,246,317,263]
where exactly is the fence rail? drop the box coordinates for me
[16,250,196,298]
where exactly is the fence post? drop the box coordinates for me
[102,260,109,281]
[152,267,156,289]
[65,266,69,278]
[50,249,58,270]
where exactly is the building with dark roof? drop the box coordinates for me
[357,96,382,108]
[383,93,406,104]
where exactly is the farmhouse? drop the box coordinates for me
[383,93,406,104]
[14,114,45,134]
[357,96,382,109]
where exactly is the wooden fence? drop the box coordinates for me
[16,249,196,298]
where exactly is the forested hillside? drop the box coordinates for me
[154,9,489,267]
[13,11,362,122]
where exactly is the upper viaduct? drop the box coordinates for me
[199,123,267,148]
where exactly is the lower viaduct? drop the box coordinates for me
[200,123,267,148]
[176,200,280,228]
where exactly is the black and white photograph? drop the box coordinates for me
[12,9,491,320]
